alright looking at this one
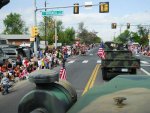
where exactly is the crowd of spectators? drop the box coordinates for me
[140,45,150,56]
[0,46,68,82]
[0,43,96,92]
[0,46,70,91]
[129,44,150,56]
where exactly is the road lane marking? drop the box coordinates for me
[97,60,101,64]
[82,60,88,63]
[140,68,150,76]
[82,65,98,95]
[68,60,75,64]
[89,64,100,89]
[135,54,140,57]
[141,64,150,67]
[140,61,149,64]
[82,64,100,95]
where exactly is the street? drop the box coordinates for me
[0,47,150,113]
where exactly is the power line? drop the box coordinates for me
[37,4,99,11]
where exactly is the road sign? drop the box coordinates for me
[42,10,64,16]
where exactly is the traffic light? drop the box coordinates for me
[31,26,38,38]
[111,23,117,29]
[99,2,109,13]
[0,0,10,9]
[73,3,79,14]
[127,23,130,29]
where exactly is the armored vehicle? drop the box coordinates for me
[18,70,150,113]
[67,75,150,113]
[101,41,140,80]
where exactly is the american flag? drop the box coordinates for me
[97,42,106,59]
[59,67,67,80]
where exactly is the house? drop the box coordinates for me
[0,34,30,46]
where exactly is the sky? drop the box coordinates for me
[0,0,150,41]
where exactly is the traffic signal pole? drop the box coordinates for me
[120,24,123,34]
[55,19,57,49]
[45,1,47,47]
[32,2,108,50]
[34,0,38,57]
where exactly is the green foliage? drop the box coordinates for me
[63,27,75,44]
[77,22,101,44]
[130,32,140,43]
[114,30,130,44]
[39,17,75,45]
[3,13,26,34]
[137,25,149,45]
[114,25,149,46]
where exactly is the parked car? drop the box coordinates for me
[0,48,9,66]
[1,47,33,64]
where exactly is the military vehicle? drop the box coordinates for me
[67,75,150,113]
[101,41,140,80]
[18,69,77,113]
[18,70,150,113]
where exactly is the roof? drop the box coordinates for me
[0,34,30,40]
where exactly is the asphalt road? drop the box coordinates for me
[135,54,150,75]
[0,47,150,113]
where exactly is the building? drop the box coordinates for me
[0,34,30,46]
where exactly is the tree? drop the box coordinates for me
[114,30,130,43]
[39,17,76,45]
[78,22,84,32]
[130,32,140,43]
[39,17,65,44]
[63,27,75,44]
[137,25,149,45]
[77,22,101,44]
[3,13,26,34]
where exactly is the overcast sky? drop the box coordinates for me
[0,0,150,41]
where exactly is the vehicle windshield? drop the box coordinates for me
[0,40,7,44]
[2,49,16,55]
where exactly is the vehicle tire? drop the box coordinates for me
[130,68,136,74]
[102,68,108,80]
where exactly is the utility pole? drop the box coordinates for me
[113,32,116,40]
[44,0,47,47]
[120,24,123,35]
[34,0,38,57]
[55,19,57,49]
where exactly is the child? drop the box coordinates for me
[1,72,10,94]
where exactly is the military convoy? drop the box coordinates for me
[101,41,140,80]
